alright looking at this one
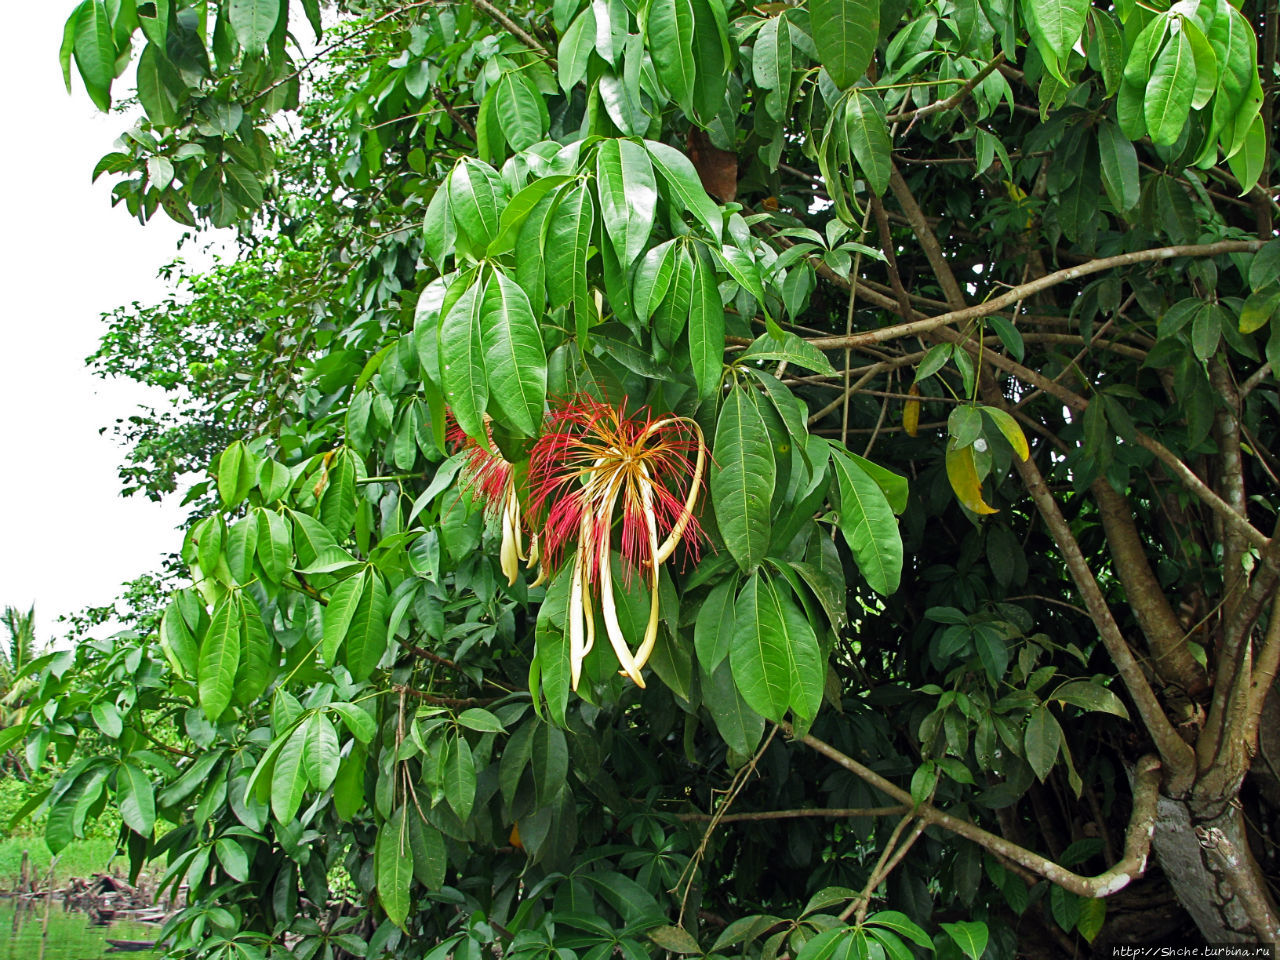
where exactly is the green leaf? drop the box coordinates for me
[1050,680,1129,718]
[559,6,597,90]
[715,246,767,312]
[1240,285,1280,334]
[488,175,573,257]
[322,574,366,666]
[740,330,837,376]
[1248,241,1280,292]
[1022,0,1089,83]
[703,659,765,755]
[648,925,703,955]
[60,4,84,93]
[830,451,902,595]
[767,578,824,720]
[865,911,933,948]
[1145,30,1195,146]
[330,702,377,743]
[653,245,694,348]
[456,707,507,733]
[695,576,738,671]
[1024,704,1062,780]
[228,0,281,52]
[377,806,414,930]
[646,140,724,240]
[256,508,292,583]
[810,0,879,88]
[449,158,505,257]
[92,702,123,739]
[753,15,792,115]
[1076,898,1107,943]
[117,763,155,835]
[136,42,180,126]
[1097,121,1139,212]
[596,139,658,267]
[73,0,115,111]
[480,269,547,436]
[634,239,681,322]
[546,181,596,337]
[1225,113,1266,195]
[346,569,389,682]
[199,597,242,721]
[844,92,892,196]
[494,71,547,151]
[648,0,698,115]
[690,249,726,399]
[438,277,489,441]
[303,713,341,791]
[271,724,309,823]
[712,385,775,572]
[216,838,250,882]
[444,734,477,820]
[940,921,989,960]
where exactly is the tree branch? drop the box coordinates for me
[472,0,551,57]
[676,806,910,823]
[805,241,1264,352]
[783,722,1164,899]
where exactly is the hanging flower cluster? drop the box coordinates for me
[451,399,706,690]
[447,420,533,587]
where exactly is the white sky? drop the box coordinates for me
[0,7,202,644]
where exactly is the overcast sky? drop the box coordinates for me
[0,7,202,644]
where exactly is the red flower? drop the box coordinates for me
[529,398,706,689]
[448,418,528,586]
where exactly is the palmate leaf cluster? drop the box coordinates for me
[12,0,1280,955]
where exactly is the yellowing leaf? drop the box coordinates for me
[945,445,999,515]
[903,383,921,437]
[981,406,1030,460]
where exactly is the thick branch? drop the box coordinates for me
[1093,481,1210,699]
[784,723,1163,899]
[999,438,1197,790]
[887,165,967,310]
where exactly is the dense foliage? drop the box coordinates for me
[4,0,1279,956]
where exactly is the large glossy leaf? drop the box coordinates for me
[494,71,548,151]
[596,139,658,267]
[228,0,281,52]
[322,573,366,666]
[810,0,879,89]
[438,277,489,441]
[694,576,737,671]
[256,507,292,583]
[377,805,414,929]
[830,451,902,595]
[844,92,892,196]
[689,250,726,398]
[647,0,697,114]
[1097,121,1139,212]
[559,6,597,90]
[653,244,694,348]
[303,713,341,791]
[480,270,547,436]
[1145,30,1195,146]
[545,181,596,335]
[73,0,114,111]
[448,158,505,258]
[712,386,776,572]
[730,573,816,722]
[117,763,156,835]
[767,578,824,720]
[235,593,271,705]
[199,596,242,721]
[271,724,309,822]
[1022,0,1089,83]
[444,734,477,820]
[634,239,681,322]
[645,141,723,240]
[1024,704,1062,780]
[345,569,389,682]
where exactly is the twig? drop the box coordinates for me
[890,52,1008,126]
[676,805,909,823]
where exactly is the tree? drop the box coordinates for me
[13,0,1279,955]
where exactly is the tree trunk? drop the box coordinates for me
[1151,791,1280,943]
